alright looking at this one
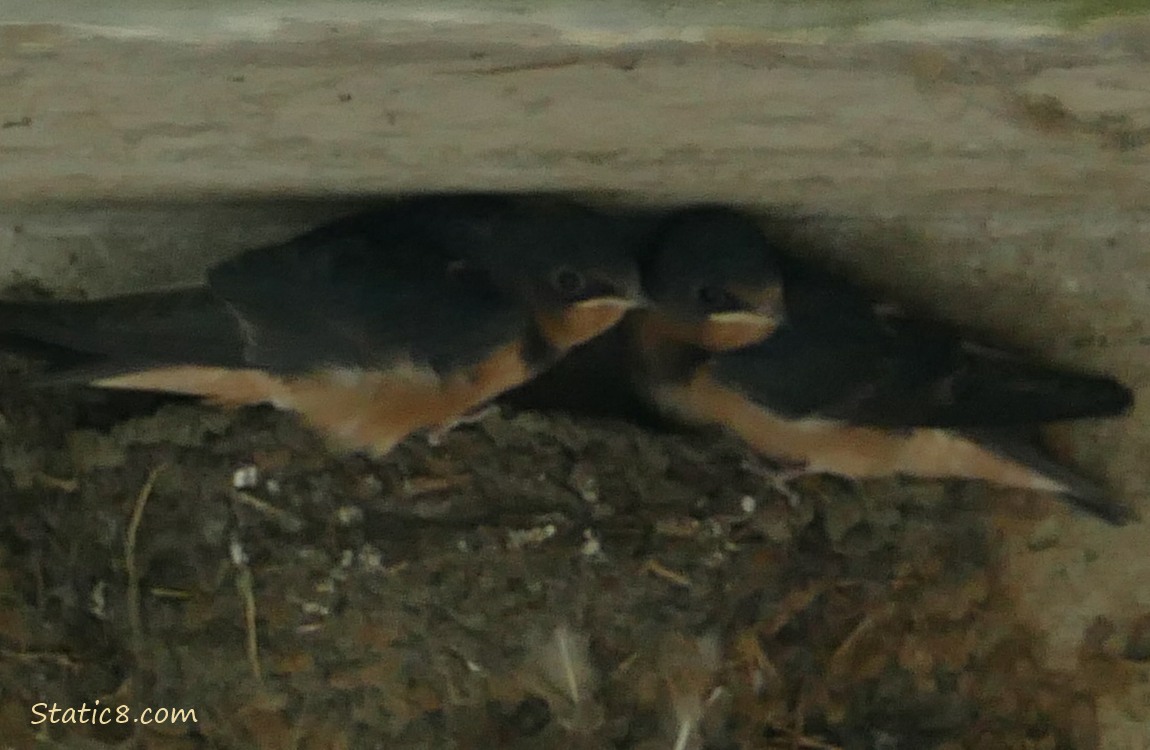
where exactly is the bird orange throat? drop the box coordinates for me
[698,311,782,351]
[633,310,781,355]
[534,297,638,350]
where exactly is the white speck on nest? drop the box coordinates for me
[507,523,557,549]
[359,544,384,571]
[567,462,600,503]
[89,580,108,620]
[740,495,757,514]
[300,601,330,617]
[336,505,364,526]
[232,465,259,489]
[580,529,603,558]
[229,538,249,566]
[704,550,728,569]
[295,547,326,563]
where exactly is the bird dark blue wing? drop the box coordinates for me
[711,263,1133,428]
[206,200,531,376]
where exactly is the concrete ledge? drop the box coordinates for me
[2,3,1150,206]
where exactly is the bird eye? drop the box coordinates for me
[550,267,586,297]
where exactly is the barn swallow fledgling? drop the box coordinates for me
[631,207,1136,524]
[0,194,646,455]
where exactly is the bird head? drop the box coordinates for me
[475,201,646,349]
[643,206,785,351]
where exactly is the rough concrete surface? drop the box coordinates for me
[1,3,1150,747]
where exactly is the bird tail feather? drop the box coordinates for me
[960,426,1137,526]
[0,288,245,383]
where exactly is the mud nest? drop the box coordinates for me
[0,366,1141,749]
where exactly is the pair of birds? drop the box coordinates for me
[0,194,1135,524]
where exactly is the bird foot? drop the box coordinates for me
[425,405,501,446]
[740,458,811,507]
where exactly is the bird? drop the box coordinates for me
[517,205,1137,525]
[0,193,647,456]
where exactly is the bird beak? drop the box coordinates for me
[573,274,647,310]
[573,296,640,310]
[707,309,782,335]
[707,285,785,337]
